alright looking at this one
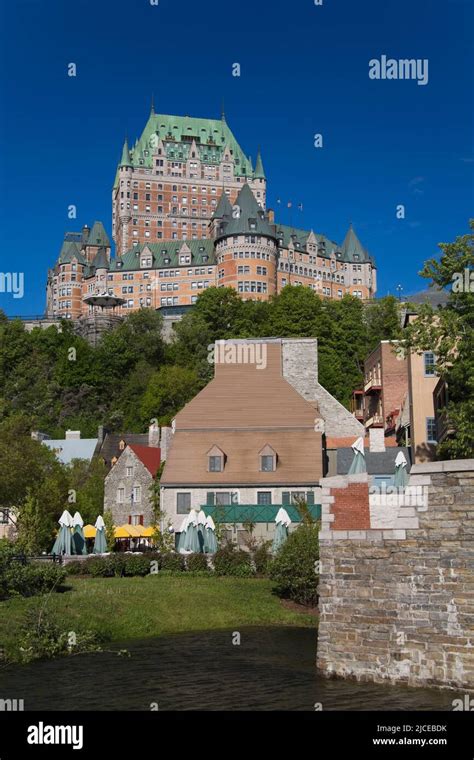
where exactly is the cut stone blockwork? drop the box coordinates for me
[317,460,474,691]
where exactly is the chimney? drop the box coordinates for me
[97,425,106,446]
[148,421,160,448]
[65,430,81,440]
[267,208,275,224]
[369,428,386,453]
[281,338,319,401]
[159,427,173,461]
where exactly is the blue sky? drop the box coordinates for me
[0,0,472,315]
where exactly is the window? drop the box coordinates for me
[117,488,124,503]
[132,486,141,502]
[257,492,272,506]
[0,508,11,525]
[426,417,437,443]
[261,455,275,472]
[209,455,223,472]
[126,466,133,477]
[282,491,315,506]
[177,492,191,514]
[424,352,436,377]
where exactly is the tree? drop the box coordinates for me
[67,457,107,525]
[103,510,116,552]
[141,365,201,425]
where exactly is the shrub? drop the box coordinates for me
[86,556,123,577]
[253,542,272,576]
[65,561,88,576]
[213,545,255,577]
[122,555,150,577]
[2,563,66,599]
[0,539,16,573]
[159,553,184,572]
[16,608,106,664]
[185,553,209,572]
[269,523,319,606]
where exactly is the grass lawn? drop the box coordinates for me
[0,576,316,659]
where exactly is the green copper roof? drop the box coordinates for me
[212,192,233,219]
[254,148,265,179]
[125,112,254,177]
[215,183,275,240]
[58,240,86,265]
[87,221,110,248]
[275,224,338,256]
[91,247,109,270]
[110,239,216,271]
[340,224,369,262]
[120,139,132,167]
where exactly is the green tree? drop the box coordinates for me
[141,365,201,425]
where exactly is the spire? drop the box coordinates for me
[120,138,132,167]
[215,183,275,240]
[254,146,265,179]
[221,98,226,122]
[340,223,367,262]
[150,93,155,115]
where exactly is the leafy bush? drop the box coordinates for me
[269,523,319,606]
[185,553,209,572]
[86,555,124,577]
[65,561,88,575]
[16,608,106,664]
[122,555,150,577]
[159,553,184,572]
[0,539,16,572]
[2,563,66,599]
[213,545,255,577]
[253,542,272,576]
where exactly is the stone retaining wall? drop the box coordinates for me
[317,460,474,691]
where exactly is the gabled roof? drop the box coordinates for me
[215,183,275,240]
[97,432,149,468]
[111,239,215,271]
[128,444,161,477]
[275,225,338,256]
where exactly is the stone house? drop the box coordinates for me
[104,444,161,526]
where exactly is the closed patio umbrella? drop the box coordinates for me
[394,451,409,490]
[203,514,218,554]
[348,436,366,474]
[71,511,87,555]
[177,514,191,553]
[183,510,201,553]
[272,507,291,554]
[51,510,73,556]
[93,515,107,554]
[197,509,207,553]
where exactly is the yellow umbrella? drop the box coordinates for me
[141,526,156,537]
[83,524,97,539]
[114,524,142,538]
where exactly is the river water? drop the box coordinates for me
[0,627,458,711]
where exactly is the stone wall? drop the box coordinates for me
[104,446,155,525]
[317,460,474,691]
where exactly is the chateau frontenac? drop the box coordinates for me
[46,108,377,320]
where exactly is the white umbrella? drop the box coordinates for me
[348,436,366,474]
[72,511,84,527]
[58,510,73,527]
[272,508,291,553]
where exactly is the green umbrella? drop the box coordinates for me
[272,508,290,554]
[71,512,87,555]
[394,451,409,490]
[177,514,191,553]
[93,515,107,554]
[203,515,218,554]
[51,510,73,556]
[348,437,366,474]
[183,511,201,553]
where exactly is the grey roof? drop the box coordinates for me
[97,432,149,469]
[212,192,233,220]
[87,221,111,248]
[337,446,412,476]
[340,224,370,263]
[112,239,215,271]
[404,288,449,308]
[91,247,109,270]
[43,438,99,465]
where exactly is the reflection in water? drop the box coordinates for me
[0,627,456,711]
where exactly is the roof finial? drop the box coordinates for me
[151,93,155,115]
[221,99,226,121]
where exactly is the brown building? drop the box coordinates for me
[160,337,364,544]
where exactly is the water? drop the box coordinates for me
[0,627,457,711]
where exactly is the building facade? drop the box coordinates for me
[104,443,161,527]
[46,109,377,320]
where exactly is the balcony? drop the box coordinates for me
[200,504,321,524]
[364,378,382,394]
[364,414,384,428]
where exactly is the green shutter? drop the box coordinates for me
[306,491,315,505]
[206,492,215,506]
[282,492,290,505]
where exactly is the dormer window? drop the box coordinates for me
[259,444,277,472]
[207,445,225,472]
[353,254,359,261]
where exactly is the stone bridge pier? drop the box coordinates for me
[317,460,474,691]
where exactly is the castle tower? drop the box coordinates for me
[214,183,278,300]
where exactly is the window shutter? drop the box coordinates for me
[282,492,290,505]
[128,515,131,524]
[139,515,144,526]
[206,492,215,506]
[306,491,315,505]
